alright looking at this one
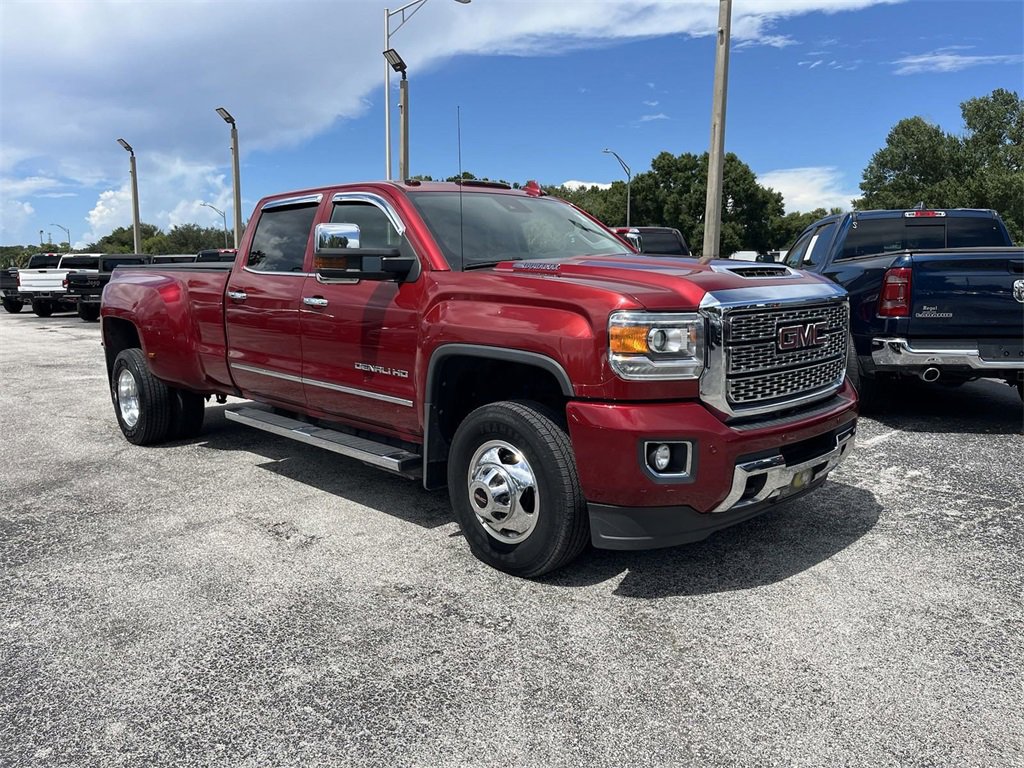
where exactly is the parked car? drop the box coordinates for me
[17,253,100,316]
[1,265,21,313]
[64,254,150,322]
[612,226,691,256]
[102,179,857,577]
[783,207,1023,405]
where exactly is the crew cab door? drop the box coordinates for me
[225,194,322,408]
[299,193,422,437]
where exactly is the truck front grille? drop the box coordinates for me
[700,293,849,419]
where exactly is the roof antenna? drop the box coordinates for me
[457,105,464,269]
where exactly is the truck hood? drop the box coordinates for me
[493,254,834,310]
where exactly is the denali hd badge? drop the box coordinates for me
[1014,279,1024,304]
[777,321,827,351]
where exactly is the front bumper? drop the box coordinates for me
[566,384,858,550]
[872,337,1024,371]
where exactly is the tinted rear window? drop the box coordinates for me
[101,257,148,270]
[28,255,61,268]
[641,232,688,255]
[60,256,100,269]
[839,217,1009,259]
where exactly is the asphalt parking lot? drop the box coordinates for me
[1,310,1022,767]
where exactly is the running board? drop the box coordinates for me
[225,406,422,476]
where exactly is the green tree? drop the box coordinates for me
[86,223,163,253]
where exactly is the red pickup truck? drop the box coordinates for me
[101,180,857,577]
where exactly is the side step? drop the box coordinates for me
[225,406,422,477]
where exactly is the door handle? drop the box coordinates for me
[227,290,248,301]
[303,296,329,307]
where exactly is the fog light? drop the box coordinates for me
[791,469,814,489]
[643,440,693,478]
[652,444,671,471]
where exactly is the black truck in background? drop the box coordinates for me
[64,250,237,321]
[782,208,1023,405]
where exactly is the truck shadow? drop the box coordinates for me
[543,481,882,598]
[869,378,1022,435]
[187,405,881,597]
[186,405,452,530]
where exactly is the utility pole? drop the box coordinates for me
[700,0,732,263]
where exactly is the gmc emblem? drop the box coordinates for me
[777,321,827,351]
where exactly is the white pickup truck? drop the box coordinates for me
[17,253,100,316]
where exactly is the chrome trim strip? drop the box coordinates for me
[331,192,407,236]
[229,362,414,407]
[240,268,312,277]
[262,193,323,210]
[713,427,855,513]
[871,337,1024,370]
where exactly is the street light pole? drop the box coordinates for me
[216,107,243,248]
[602,148,632,227]
[384,0,470,180]
[117,138,142,254]
[201,202,229,248]
[701,0,732,263]
[51,223,70,249]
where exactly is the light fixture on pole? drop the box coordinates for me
[200,202,229,248]
[216,107,243,248]
[602,148,632,228]
[51,223,70,250]
[383,0,471,180]
[383,49,411,180]
[117,138,142,254]
[39,230,44,247]
[701,0,732,263]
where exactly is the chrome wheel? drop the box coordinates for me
[117,368,141,428]
[466,439,539,544]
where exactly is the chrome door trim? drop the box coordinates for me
[331,192,407,236]
[262,193,324,210]
[230,362,414,407]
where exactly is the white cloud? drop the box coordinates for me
[643,100,660,107]
[893,50,1024,75]
[757,166,858,214]
[639,113,670,122]
[561,180,612,191]
[1,199,35,237]
[0,0,899,243]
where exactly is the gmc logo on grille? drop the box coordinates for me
[777,322,827,351]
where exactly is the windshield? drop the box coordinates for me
[408,192,629,270]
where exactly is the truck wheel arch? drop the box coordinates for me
[422,344,575,490]
[103,317,142,380]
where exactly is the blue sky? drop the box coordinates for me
[1,0,1021,248]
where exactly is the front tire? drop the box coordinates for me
[2,298,22,314]
[31,300,53,317]
[846,333,885,413]
[447,400,588,578]
[111,348,172,445]
[77,302,100,322]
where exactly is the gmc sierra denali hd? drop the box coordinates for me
[101,180,858,577]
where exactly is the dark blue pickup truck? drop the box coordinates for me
[782,208,1023,406]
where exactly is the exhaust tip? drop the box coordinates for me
[920,367,941,382]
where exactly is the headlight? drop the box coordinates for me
[608,311,705,380]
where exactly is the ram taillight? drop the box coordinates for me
[62,277,68,289]
[878,267,913,317]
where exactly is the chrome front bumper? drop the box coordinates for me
[871,338,1024,370]
[713,426,855,514]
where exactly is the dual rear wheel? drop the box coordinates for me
[111,348,205,445]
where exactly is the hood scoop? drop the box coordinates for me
[711,263,796,279]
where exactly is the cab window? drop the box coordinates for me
[247,203,318,273]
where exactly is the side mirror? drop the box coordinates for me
[624,230,643,252]
[313,222,416,282]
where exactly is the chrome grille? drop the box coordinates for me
[729,328,845,374]
[729,303,848,343]
[728,357,846,404]
[718,300,847,414]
